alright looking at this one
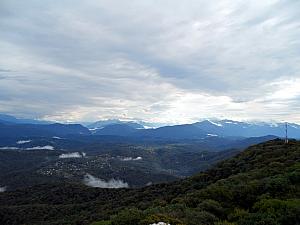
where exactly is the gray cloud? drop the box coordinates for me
[0,187,6,192]
[84,174,129,188]
[59,152,85,159]
[0,0,300,123]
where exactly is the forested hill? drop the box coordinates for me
[0,139,299,225]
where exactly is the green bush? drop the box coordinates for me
[91,221,111,225]
[111,208,143,225]
[237,213,279,225]
[197,199,224,218]
[214,221,235,225]
[184,209,217,225]
[253,199,300,225]
[227,208,249,222]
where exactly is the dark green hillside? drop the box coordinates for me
[0,139,299,225]
[0,144,238,191]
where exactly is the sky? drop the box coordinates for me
[0,0,300,124]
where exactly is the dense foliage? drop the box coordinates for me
[0,139,299,225]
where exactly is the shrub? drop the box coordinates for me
[111,208,143,225]
[184,209,217,225]
[197,199,224,218]
[91,221,111,225]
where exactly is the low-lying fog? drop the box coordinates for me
[84,174,129,188]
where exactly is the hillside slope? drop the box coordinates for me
[0,139,299,225]
[0,122,91,138]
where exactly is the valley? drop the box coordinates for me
[0,139,298,225]
[0,114,298,225]
[0,139,240,190]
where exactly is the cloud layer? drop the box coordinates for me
[0,0,300,123]
[84,174,129,188]
[59,152,85,159]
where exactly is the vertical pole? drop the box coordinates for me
[285,122,288,144]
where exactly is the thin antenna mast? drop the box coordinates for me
[285,122,288,144]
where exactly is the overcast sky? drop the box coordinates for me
[0,0,300,123]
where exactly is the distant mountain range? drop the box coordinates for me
[88,119,300,139]
[86,119,164,130]
[0,114,299,139]
[194,119,300,138]
[0,121,90,138]
[0,114,50,125]
[87,119,144,131]
[0,114,90,138]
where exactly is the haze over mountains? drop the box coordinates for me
[0,114,299,139]
[0,113,283,192]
